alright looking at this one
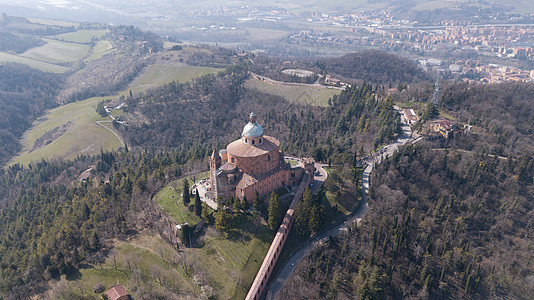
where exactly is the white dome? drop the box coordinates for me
[242,122,263,138]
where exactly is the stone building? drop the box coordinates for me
[207,112,314,203]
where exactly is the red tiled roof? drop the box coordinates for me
[105,285,129,300]
[432,118,455,130]
[227,135,280,158]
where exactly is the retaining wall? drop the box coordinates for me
[245,173,310,300]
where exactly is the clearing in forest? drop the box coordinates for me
[245,77,340,107]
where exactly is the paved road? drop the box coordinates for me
[96,120,125,147]
[265,107,418,299]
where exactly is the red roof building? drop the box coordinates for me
[105,285,129,300]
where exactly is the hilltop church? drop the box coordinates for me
[207,112,314,203]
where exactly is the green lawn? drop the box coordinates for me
[9,97,122,166]
[285,158,300,167]
[21,38,89,64]
[0,51,70,73]
[65,231,197,298]
[188,213,271,299]
[9,61,221,165]
[154,172,210,225]
[439,109,456,121]
[27,18,78,27]
[155,171,272,299]
[245,77,340,107]
[163,41,182,50]
[85,40,115,61]
[55,29,108,43]
[128,65,222,93]
[244,27,289,40]
[109,109,125,120]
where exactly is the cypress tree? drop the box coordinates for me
[308,205,321,233]
[182,179,190,206]
[268,191,281,230]
[194,189,202,217]
[253,191,261,211]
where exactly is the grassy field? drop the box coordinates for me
[21,38,89,64]
[439,109,456,120]
[27,18,78,27]
[189,214,271,299]
[54,29,108,43]
[129,65,222,93]
[0,51,71,73]
[163,41,182,50]
[10,62,221,165]
[85,40,115,61]
[9,97,122,166]
[244,27,289,40]
[155,172,210,225]
[153,171,271,299]
[285,159,300,167]
[57,230,198,298]
[64,218,270,299]
[245,77,340,107]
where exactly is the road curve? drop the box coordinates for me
[265,108,417,299]
[96,120,125,147]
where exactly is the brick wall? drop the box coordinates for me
[245,172,310,300]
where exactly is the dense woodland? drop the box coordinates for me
[0,14,75,35]
[279,143,534,299]
[324,51,429,84]
[121,64,401,165]
[2,19,533,299]
[0,61,402,296]
[0,149,206,299]
[0,32,44,53]
[249,50,428,85]
[439,82,534,156]
[393,81,534,157]
[0,63,63,164]
[279,81,534,299]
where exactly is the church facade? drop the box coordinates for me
[207,112,314,203]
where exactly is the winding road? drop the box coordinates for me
[265,107,419,299]
[96,120,125,147]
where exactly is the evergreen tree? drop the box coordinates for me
[182,179,190,206]
[308,205,321,233]
[422,102,438,121]
[268,191,281,230]
[253,191,261,211]
[96,101,108,117]
[201,204,210,221]
[295,187,313,235]
[180,224,191,247]
[194,189,202,217]
[215,208,233,233]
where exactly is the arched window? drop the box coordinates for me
[259,138,262,143]
[245,139,248,143]
[267,154,271,162]
[251,140,255,145]
[231,157,235,163]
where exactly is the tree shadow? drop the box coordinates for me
[226,229,250,242]
[65,267,82,281]
[78,263,93,270]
